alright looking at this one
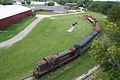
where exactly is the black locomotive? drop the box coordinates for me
[33,15,101,78]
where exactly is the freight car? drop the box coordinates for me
[33,15,101,78]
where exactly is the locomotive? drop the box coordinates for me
[33,15,101,78]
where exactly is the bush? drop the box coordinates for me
[0,0,12,5]
[77,2,83,8]
[1,2,12,5]
[26,1,31,5]
[116,20,120,29]
[21,1,25,4]
[107,6,120,22]
[48,2,54,6]
[88,1,116,14]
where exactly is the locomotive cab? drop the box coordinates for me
[33,60,48,78]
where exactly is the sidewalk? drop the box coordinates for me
[0,16,51,48]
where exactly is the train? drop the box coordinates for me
[33,15,101,78]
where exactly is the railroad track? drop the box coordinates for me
[22,65,100,80]
[21,75,34,80]
[76,65,100,80]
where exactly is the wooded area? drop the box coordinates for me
[88,1,120,80]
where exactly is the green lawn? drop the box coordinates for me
[67,11,76,13]
[23,5,44,7]
[38,52,97,80]
[35,11,60,15]
[0,12,107,80]
[38,12,108,80]
[0,16,37,42]
[0,14,94,80]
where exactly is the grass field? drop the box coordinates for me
[37,12,107,80]
[23,4,44,7]
[0,12,107,80]
[0,16,37,42]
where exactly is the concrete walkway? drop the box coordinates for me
[0,16,52,48]
[0,12,84,48]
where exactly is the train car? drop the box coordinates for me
[83,15,96,23]
[33,48,77,78]
[33,59,49,78]
[55,48,77,65]
[74,30,100,54]
[83,15,89,19]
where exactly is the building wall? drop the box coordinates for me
[0,10,32,30]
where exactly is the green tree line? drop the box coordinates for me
[0,0,12,5]
[89,2,120,80]
[54,0,91,5]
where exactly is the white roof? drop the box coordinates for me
[0,5,4,7]
[0,5,31,20]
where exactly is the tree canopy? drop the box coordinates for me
[0,0,12,5]
[54,0,91,5]
[89,2,120,80]
[87,1,116,14]
[89,39,120,79]
[107,6,120,22]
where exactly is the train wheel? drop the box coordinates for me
[35,73,40,79]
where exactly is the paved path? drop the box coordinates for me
[0,16,52,48]
[0,12,84,48]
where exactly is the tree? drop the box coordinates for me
[106,22,120,45]
[68,0,73,3]
[107,6,120,22]
[90,16,120,79]
[26,1,31,5]
[21,1,25,5]
[0,0,12,5]
[89,40,120,80]
[88,1,120,79]
[116,20,120,29]
[48,2,54,6]
[88,1,116,14]
[87,1,100,12]
[97,2,113,14]
[77,1,83,8]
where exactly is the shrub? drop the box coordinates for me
[26,1,31,5]
[21,1,25,4]
[48,2,54,6]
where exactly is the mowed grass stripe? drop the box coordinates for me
[35,12,59,15]
[0,14,93,80]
